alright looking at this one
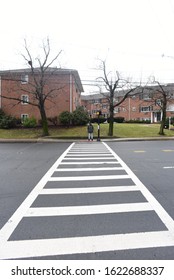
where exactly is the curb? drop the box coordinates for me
[0,137,174,143]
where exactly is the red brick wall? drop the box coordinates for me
[1,72,81,122]
[82,94,174,122]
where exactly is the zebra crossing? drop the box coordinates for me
[0,141,174,259]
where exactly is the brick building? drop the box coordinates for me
[81,84,174,123]
[0,68,83,122]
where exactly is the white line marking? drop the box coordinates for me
[1,231,174,259]
[25,202,153,217]
[66,153,112,156]
[56,167,124,171]
[49,175,130,181]
[68,151,110,154]
[163,166,174,169]
[63,157,115,160]
[0,143,74,243]
[71,147,107,150]
[59,161,119,165]
[41,185,139,194]
[103,142,174,234]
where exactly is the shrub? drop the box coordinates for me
[91,117,107,123]
[107,117,125,123]
[48,116,58,126]
[166,117,174,125]
[59,111,72,126]
[22,117,37,128]
[0,109,6,118]
[0,115,17,129]
[71,106,89,125]
[0,110,17,128]
[114,117,125,123]
[125,119,151,124]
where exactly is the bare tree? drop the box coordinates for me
[143,78,174,135]
[1,38,63,136]
[96,60,141,136]
[21,38,63,136]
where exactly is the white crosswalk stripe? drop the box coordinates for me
[25,202,153,217]
[0,142,174,259]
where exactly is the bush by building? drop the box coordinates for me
[22,117,37,128]
[71,106,89,125]
[90,117,107,123]
[0,109,17,129]
[107,117,125,123]
[47,116,59,126]
[125,119,151,124]
[59,111,72,126]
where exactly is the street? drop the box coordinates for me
[0,140,174,259]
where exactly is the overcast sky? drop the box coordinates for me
[1,0,174,93]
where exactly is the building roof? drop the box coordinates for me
[81,90,133,100]
[0,67,84,92]
[81,93,106,100]
[81,83,174,100]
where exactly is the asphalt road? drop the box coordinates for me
[0,142,70,230]
[0,140,174,260]
[109,141,174,221]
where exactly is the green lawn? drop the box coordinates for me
[0,123,174,139]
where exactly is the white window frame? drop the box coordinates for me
[21,74,29,84]
[21,95,29,105]
[142,93,151,100]
[155,99,162,106]
[102,104,108,109]
[114,107,120,113]
[93,99,101,104]
[21,114,28,123]
[141,106,151,112]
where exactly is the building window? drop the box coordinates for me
[102,104,108,109]
[155,99,162,106]
[93,99,101,104]
[21,95,29,104]
[132,107,136,111]
[141,106,151,112]
[139,93,152,100]
[113,98,119,103]
[92,109,99,114]
[21,114,28,122]
[131,95,136,99]
[21,74,29,84]
[114,107,120,113]
[142,93,151,100]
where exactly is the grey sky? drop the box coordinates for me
[1,0,174,93]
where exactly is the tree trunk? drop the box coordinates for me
[108,120,114,136]
[39,104,49,136]
[159,97,167,135]
[108,104,114,136]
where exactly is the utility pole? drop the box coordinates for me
[96,110,101,141]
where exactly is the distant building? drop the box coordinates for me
[0,68,84,122]
[81,84,174,123]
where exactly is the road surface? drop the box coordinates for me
[0,141,174,259]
